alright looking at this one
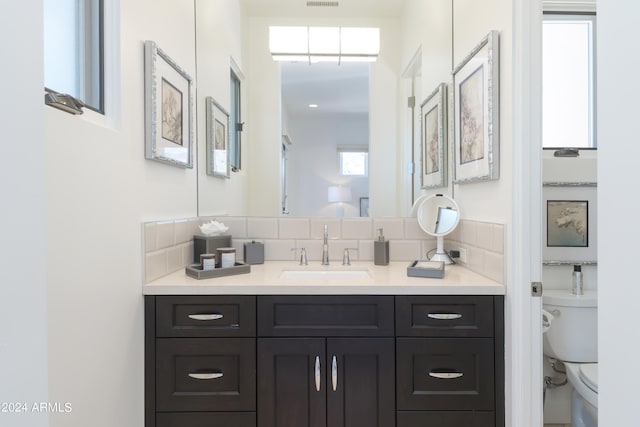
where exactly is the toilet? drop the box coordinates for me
[543,289,598,427]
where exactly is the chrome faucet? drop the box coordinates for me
[322,224,330,265]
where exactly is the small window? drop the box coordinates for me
[44,0,104,113]
[339,149,368,176]
[542,13,596,148]
[230,68,242,170]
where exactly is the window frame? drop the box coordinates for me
[44,0,105,114]
[542,11,597,149]
[338,147,369,177]
[230,67,242,171]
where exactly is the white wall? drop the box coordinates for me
[245,16,400,217]
[0,2,49,426]
[196,0,248,216]
[452,0,513,225]
[44,1,197,427]
[286,113,369,217]
[598,0,640,425]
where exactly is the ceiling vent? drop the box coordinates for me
[306,1,339,7]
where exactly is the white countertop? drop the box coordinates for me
[144,261,504,295]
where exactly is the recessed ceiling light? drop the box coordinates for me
[309,104,319,108]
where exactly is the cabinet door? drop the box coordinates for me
[326,338,395,427]
[258,338,326,427]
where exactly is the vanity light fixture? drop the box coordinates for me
[308,104,319,108]
[269,26,380,64]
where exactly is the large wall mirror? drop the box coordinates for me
[281,61,370,217]
[195,0,453,218]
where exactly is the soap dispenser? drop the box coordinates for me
[374,228,389,266]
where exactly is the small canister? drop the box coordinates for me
[200,253,216,271]
[217,247,236,268]
[244,240,264,265]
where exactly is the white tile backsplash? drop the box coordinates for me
[389,240,422,261]
[279,218,310,239]
[373,218,405,239]
[156,221,176,249]
[167,245,185,273]
[341,218,373,239]
[404,218,429,239]
[358,240,374,261]
[310,218,341,239]
[459,220,478,247]
[220,217,248,238]
[492,224,505,253]
[143,216,505,284]
[263,239,296,261]
[476,222,493,251]
[484,251,504,283]
[247,217,278,239]
[144,223,157,252]
[174,219,193,244]
[145,250,167,283]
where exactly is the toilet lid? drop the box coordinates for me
[579,363,598,393]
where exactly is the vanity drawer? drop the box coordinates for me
[396,338,495,411]
[155,338,256,412]
[397,411,495,427]
[396,295,494,337]
[257,295,394,337]
[156,296,256,337]
[156,412,256,427]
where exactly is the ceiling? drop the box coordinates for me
[240,0,406,18]
[281,61,369,116]
[242,0,405,116]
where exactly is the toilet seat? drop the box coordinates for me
[579,363,598,394]
[565,362,598,408]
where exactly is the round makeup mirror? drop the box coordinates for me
[416,193,460,264]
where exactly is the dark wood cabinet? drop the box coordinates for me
[146,296,257,427]
[256,296,395,427]
[257,337,395,427]
[395,295,504,427]
[257,338,327,427]
[146,294,504,427]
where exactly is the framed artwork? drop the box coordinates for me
[420,83,447,188]
[452,30,500,183]
[144,40,193,168]
[543,185,597,262]
[360,197,369,217]
[206,97,230,178]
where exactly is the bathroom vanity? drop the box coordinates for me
[144,263,505,427]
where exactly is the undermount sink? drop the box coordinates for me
[279,269,371,280]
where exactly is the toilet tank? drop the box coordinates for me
[543,289,597,363]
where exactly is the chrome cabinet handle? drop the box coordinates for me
[188,372,224,380]
[428,371,464,379]
[188,313,224,321]
[315,356,321,392]
[427,313,463,320]
[331,355,338,391]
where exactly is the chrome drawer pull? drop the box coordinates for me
[315,356,321,392]
[427,313,463,320]
[428,371,464,379]
[331,355,338,392]
[188,372,224,380]
[188,313,224,321]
